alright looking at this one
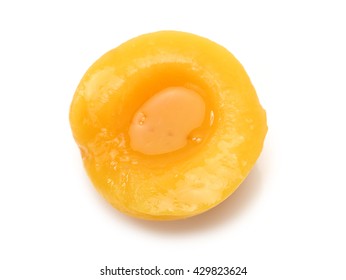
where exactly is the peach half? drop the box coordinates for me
[69,31,267,220]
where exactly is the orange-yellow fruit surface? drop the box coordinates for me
[69,31,267,220]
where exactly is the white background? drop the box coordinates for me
[1,1,345,279]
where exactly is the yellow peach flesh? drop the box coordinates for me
[69,31,267,220]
